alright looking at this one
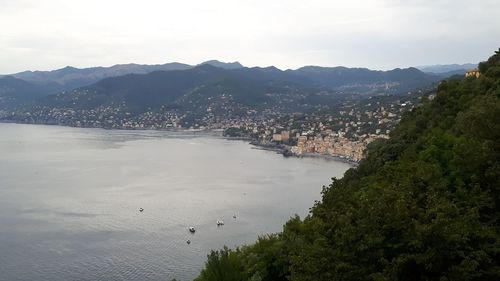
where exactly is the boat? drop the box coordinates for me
[186,239,191,244]
[233,215,237,219]
[188,226,195,233]
[217,220,224,226]
[139,208,144,212]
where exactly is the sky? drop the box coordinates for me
[0,0,499,74]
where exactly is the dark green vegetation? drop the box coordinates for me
[223,127,255,138]
[194,50,500,281]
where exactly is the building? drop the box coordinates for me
[281,131,290,142]
[465,69,480,78]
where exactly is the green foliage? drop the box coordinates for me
[195,51,500,281]
[195,246,247,281]
[223,127,253,138]
[241,234,290,281]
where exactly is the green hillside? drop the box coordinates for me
[18,64,439,112]
[0,76,61,109]
[194,50,500,281]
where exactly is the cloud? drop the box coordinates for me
[0,0,498,73]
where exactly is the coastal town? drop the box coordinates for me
[219,94,414,162]
[1,89,430,162]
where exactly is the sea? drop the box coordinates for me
[0,123,351,281]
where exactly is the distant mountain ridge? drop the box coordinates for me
[1,60,443,111]
[4,60,244,91]
[10,62,191,89]
[291,66,436,90]
[28,64,440,116]
[0,60,246,109]
[416,63,477,75]
[199,60,244,69]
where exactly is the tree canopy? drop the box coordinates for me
[195,49,500,281]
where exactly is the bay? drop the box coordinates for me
[0,123,351,281]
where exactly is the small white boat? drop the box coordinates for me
[188,226,195,233]
[217,220,224,226]
[186,239,191,244]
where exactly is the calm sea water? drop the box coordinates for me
[0,123,351,281]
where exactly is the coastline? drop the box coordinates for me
[246,139,358,165]
[0,121,358,165]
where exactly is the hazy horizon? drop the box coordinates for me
[0,59,481,76]
[1,0,498,74]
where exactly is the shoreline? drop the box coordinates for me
[0,121,358,165]
[246,139,358,165]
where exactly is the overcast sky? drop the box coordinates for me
[1,0,499,73]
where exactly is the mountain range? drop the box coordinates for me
[1,60,445,112]
[416,63,477,76]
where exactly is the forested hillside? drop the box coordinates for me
[194,50,500,281]
[13,64,439,111]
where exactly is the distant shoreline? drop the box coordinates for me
[248,142,358,165]
[0,121,357,165]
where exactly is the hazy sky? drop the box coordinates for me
[1,0,499,73]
